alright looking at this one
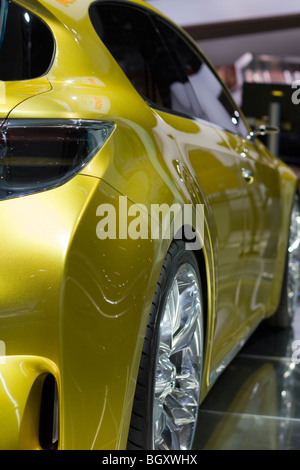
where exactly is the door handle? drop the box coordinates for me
[241,168,254,184]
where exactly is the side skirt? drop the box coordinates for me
[209,322,261,388]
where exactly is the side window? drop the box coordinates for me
[0,1,54,81]
[155,18,249,136]
[89,3,198,117]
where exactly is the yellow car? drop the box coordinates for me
[0,0,299,451]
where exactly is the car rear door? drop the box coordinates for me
[223,128,282,323]
[153,16,281,348]
[151,16,256,380]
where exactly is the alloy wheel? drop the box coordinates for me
[152,263,203,450]
[287,198,300,320]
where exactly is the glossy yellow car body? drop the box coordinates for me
[0,0,298,450]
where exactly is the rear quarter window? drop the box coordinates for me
[0,0,54,81]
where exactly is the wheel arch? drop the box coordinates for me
[174,221,216,400]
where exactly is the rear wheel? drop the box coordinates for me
[269,194,300,328]
[127,240,204,450]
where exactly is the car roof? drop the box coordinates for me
[19,0,160,22]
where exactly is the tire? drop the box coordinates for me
[269,194,300,328]
[127,240,204,450]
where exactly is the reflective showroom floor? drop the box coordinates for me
[193,300,300,450]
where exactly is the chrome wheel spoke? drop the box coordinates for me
[169,280,181,336]
[153,263,203,450]
[164,389,199,424]
[176,369,201,395]
[172,308,199,354]
[155,418,180,451]
[155,353,176,399]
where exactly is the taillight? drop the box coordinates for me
[0,119,114,199]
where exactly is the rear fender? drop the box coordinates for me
[0,355,59,450]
